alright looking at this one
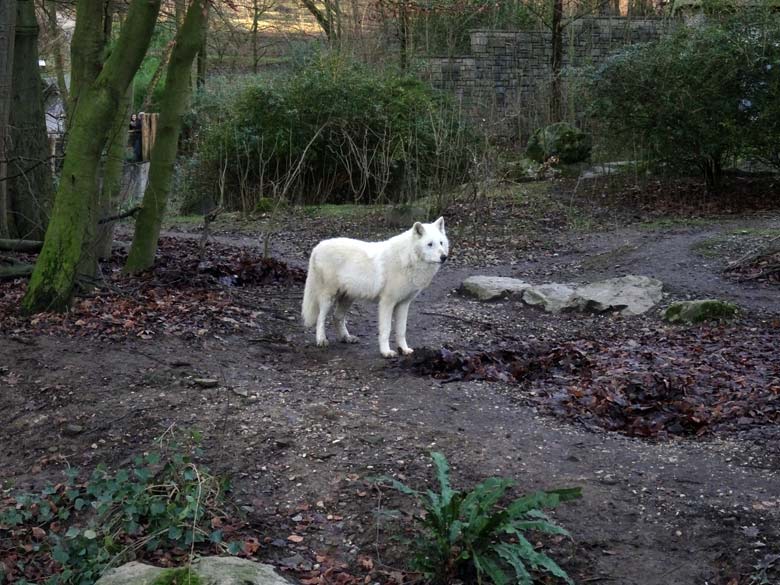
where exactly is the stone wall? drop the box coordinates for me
[425,17,669,137]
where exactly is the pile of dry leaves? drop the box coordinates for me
[0,238,304,340]
[405,324,780,439]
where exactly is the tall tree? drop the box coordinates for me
[550,0,564,122]
[95,85,132,260]
[22,0,162,313]
[7,0,54,240]
[175,0,186,29]
[0,0,16,238]
[300,0,335,41]
[45,0,70,116]
[196,1,208,88]
[125,0,206,273]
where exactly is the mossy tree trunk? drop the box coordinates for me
[0,0,16,238]
[22,0,162,313]
[67,0,112,132]
[125,0,206,273]
[95,84,132,260]
[175,0,185,29]
[8,0,53,240]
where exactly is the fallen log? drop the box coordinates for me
[0,239,44,253]
[0,262,34,280]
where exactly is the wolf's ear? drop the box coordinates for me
[413,222,425,237]
[434,216,445,234]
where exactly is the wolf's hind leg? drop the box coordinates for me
[334,296,357,343]
[316,295,334,347]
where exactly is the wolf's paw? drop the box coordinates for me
[381,349,398,358]
[340,335,359,344]
[316,339,329,347]
[399,347,414,356]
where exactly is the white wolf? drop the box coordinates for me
[302,217,449,358]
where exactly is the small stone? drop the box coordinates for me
[194,378,219,388]
[63,423,84,436]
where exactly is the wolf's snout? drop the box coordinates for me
[440,254,448,263]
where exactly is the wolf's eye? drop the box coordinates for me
[440,241,443,245]
[427,242,433,247]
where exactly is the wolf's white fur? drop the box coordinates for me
[302,217,449,357]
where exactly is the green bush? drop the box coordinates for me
[0,432,238,585]
[195,55,474,209]
[526,122,592,164]
[381,452,581,585]
[585,12,780,193]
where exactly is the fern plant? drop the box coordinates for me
[382,452,581,585]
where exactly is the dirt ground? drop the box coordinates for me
[2,179,779,585]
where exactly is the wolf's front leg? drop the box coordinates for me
[394,300,414,355]
[377,298,396,358]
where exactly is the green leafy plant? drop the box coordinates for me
[381,452,581,585]
[193,53,474,209]
[0,430,238,585]
[584,10,780,193]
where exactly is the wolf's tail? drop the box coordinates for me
[301,253,319,328]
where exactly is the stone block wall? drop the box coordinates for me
[425,17,669,137]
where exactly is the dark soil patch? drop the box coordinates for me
[573,173,780,219]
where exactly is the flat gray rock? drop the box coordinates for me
[460,276,531,301]
[95,562,164,585]
[522,283,578,313]
[574,275,663,315]
[192,556,294,585]
[95,558,293,585]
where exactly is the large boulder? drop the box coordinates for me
[526,122,592,164]
[663,299,739,324]
[461,276,531,301]
[95,557,293,585]
[573,275,663,316]
[461,274,664,316]
[522,283,579,313]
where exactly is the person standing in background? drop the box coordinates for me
[129,113,143,162]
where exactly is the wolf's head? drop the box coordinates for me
[412,217,450,265]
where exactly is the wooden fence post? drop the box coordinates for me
[141,112,158,161]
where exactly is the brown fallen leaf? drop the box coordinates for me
[31,527,46,539]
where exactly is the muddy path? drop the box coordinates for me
[3,210,780,585]
[158,210,780,313]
